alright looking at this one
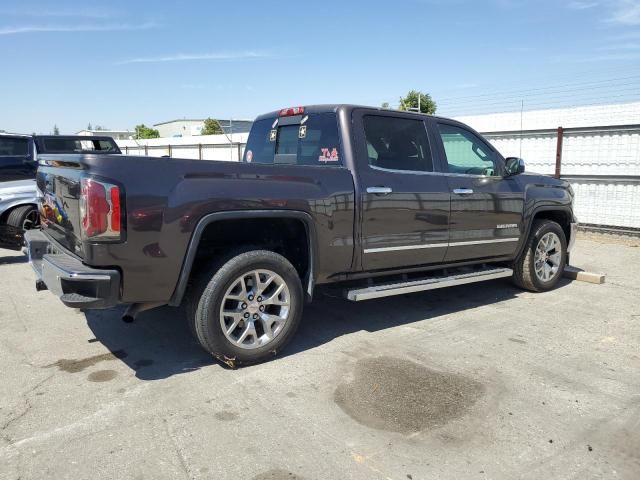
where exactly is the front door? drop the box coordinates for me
[355,112,450,271]
[434,121,524,262]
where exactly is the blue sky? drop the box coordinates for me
[1,0,639,134]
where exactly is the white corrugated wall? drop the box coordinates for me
[460,102,640,229]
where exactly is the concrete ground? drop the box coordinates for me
[0,234,638,480]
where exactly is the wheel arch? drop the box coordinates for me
[516,206,574,259]
[169,210,318,307]
[0,201,38,224]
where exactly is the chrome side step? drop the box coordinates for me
[346,267,513,301]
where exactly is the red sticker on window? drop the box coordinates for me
[319,147,339,163]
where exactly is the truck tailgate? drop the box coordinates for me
[36,156,85,257]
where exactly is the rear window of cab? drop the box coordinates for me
[243,113,342,166]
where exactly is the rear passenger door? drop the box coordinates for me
[433,121,524,262]
[354,111,450,271]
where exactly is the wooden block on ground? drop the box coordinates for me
[563,265,606,284]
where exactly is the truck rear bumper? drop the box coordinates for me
[25,230,120,309]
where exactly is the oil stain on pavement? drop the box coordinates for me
[214,411,239,421]
[334,356,484,434]
[45,349,128,373]
[252,469,305,480]
[87,369,118,382]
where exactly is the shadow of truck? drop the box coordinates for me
[82,277,572,380]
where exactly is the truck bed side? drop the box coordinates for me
[36,154,355,303]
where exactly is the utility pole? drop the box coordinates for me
[229,118,233,161]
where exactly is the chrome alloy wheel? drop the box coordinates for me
[534,232,562,282]
[22,209,39,231]
[219,269,291,349]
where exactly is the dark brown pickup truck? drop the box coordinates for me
[26,105,577,364]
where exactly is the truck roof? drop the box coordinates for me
[254,104,455,123]
[0,132,32,138]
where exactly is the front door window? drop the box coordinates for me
[437,124,498,176]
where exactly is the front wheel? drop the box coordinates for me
[187,250,304,366]
[512,219,567,292]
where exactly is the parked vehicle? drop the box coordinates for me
[0,134,120,249]
[25,105,577,365]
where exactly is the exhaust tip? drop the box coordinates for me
[122,302,164,323]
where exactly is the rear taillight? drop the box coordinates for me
[79,177,123,241]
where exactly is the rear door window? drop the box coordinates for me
[363,115,433,172]
[0,137,29,156]
[243,113,342,167]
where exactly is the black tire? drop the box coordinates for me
[6,205,39,232]
[186,249,304,366]
[512,219,567,292]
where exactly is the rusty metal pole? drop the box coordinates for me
[168,144,172,158]
[555,126,563,178]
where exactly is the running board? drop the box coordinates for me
[346,267,513,301]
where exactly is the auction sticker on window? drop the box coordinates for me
[245,150,253,163]
[319,147,339,163]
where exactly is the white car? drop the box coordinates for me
[0,180,39,250]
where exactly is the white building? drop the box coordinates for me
[76,129,134,140]
[153,118,253,138]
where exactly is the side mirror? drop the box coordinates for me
[505,157,525,176]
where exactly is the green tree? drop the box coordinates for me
[135,124,160,139]
[201,117,224,135]
[398,90,437,114]
[87,123,93,130]
[53,125,60,135]
[381,102,390,109]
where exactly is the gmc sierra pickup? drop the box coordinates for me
[26,105,577,365]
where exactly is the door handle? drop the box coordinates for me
[452,188,474,195]
[367,186,393,195]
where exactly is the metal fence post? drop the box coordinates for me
[144,145,148,156]
[168,144,172,158]
[237,143,243,161]
[555,126,563,178]
[198,143,202,160]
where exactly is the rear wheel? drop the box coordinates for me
[513,219,567,292]
[6,205,39,232]
[187,249,303,366]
